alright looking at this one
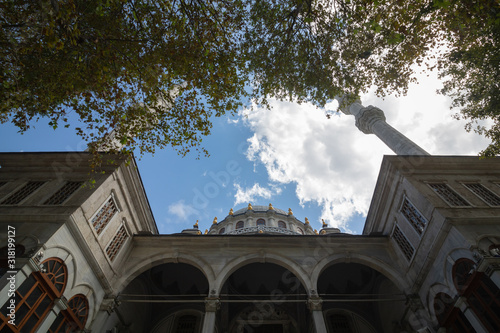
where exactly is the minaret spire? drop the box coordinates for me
[338,99,429,156]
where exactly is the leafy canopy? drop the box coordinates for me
[1,0,499,156]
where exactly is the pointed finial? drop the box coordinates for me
[197,230,202,235]
[229,208,234,215]
[194,220,199,228]
[248,203,253,210]
[204,229,208,234]
[213,217,218,224]
[258,229,264,234]
[322,219,327,228]
[314,229,319,235]
[288,208,293,215]
[269,203,274,210]
[304,217,310,225]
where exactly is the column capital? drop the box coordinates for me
[205,297,220,312]
[307,297,323,311]
[99,297,118,314]
[355,105,386,134]
[406,294,424,311]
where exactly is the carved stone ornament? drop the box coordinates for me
[307,297,323,311]
[205,297,220,312]
[355,105,386,135]
[406,294,424,311]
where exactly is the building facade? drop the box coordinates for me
[0,152,499,333]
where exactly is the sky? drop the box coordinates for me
[0,69,491,234]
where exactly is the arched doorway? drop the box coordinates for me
[219,263,310,333]
[115,263,209,332]
[317,263,406,332]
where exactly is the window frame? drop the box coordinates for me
[277,221,287,229]
[0,181,46,205]
[105,222,130,262]
[399,196,428,236]
[89,194,120,236]
[391,223,415,262]
[461,182,500,207]
[43,181,83,205]
[426,182,471,207]
[0,258,67,333]
[48,294,89,333]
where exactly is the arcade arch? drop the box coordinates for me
[317,262,406,333]
[218,262,310,333]
[114,262,209,332]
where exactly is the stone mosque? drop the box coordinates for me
[1,101,500,333]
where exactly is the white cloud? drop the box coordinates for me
[240,69,490,231]
[167,200,198,221]
[234,183,282,206]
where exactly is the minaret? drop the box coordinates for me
[339,99,429,156]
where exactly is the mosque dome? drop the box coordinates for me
[207,203,317,235]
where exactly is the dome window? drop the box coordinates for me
[219,228,225,234]
[256,219,266,226]
[278,221,287,229]
[236,221,244,229]
[297,228,304,234]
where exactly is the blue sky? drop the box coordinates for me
[0,69,491,234]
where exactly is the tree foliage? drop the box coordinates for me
[1,0,247,157]
[1,0,499,156]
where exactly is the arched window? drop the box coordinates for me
[296,228,304,235]
[256,219,265,226]
[433,292,473,331]
[219,228,226,234]
[48,294,89,333]
[0,257,68,333]
[278,221,287,229]
[452,258,500,331]
[236,221,244,229]
[453,258,476,293]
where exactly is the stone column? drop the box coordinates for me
[340,101,429,156]
[201,297,220,333]
[307,297,328,333]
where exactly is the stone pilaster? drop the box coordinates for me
[307,297,328,333]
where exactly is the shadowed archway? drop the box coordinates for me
[114,263,209,332]
[218,263,311,333]
[318,263,406,333]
